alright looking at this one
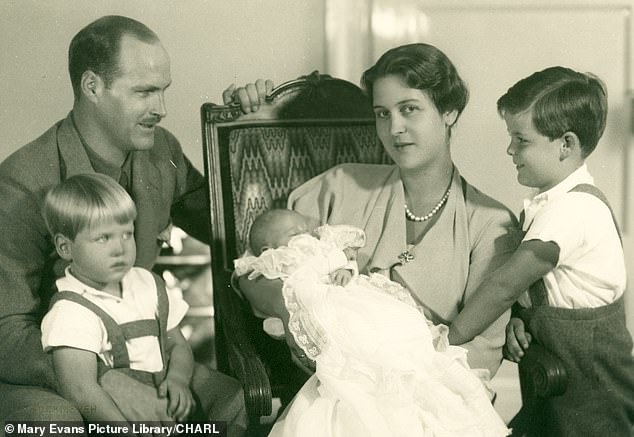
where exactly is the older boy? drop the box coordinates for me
[447,66,634,436]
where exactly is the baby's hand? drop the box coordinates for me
[330,269,352,286]
[158,375,195,422]
[503,317,532,362]
[342,247,358,261]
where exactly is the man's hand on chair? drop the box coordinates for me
[222,79,274,113]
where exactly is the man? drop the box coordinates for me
[0,16,245,433]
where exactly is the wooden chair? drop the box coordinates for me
[508,343,568,436]
[201,72,391,432]
[200,71,568,434]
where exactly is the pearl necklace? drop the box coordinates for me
[404,186,452,222]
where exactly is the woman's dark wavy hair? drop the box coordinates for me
[497,66,607,158]
[68,15,159,99]
[361,43,469,124]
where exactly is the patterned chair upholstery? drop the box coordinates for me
[228,124,388,256]
[201,72,390,429]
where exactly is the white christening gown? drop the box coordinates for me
[234,225,509,437]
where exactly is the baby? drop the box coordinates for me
[235,209,509,437]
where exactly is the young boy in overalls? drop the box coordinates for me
[447,66,634,436]
[40,173,246,435]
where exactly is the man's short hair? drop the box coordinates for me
[43,173,136,240]
[68,15,159,99]
[497,66,607,158]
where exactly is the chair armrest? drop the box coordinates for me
[226,341,272,418]
[214,280,273,419]
[518,342,568,399]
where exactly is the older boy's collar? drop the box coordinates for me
[522,164,593,230]
[539,164,594,201]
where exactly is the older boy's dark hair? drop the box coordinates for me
[361,43,469,125]
[68,15,159,99]
[497,66,607,157]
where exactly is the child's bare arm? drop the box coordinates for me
[52,347,130,423]
[503,317,533,362]
[160,327,195,422]
[448,240,558,345]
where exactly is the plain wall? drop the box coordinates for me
[0,0,326,171]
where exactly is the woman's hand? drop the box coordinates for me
[503,317,532,362]
[222,79,274,113]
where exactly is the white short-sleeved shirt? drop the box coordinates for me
[520,164,626,309]
[41,267,189,372]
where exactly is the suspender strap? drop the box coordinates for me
[568,183,622,244]
[50,272,171,380]
[119,319,160,339]
[151,272,170,383]
[517,211,549,307]
[521,183,621,308]
[49,291,132,368]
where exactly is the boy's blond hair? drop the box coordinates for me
[43,173,136,239]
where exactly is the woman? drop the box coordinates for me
[230,43,518,377]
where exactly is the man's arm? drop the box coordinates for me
[165,131,211,244]
[449,240,558,345]
[0,316,57,388]
[0,167,58,389]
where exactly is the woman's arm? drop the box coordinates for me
[52,347,129,422]
[449,240,557,345]
[238,275,289,321]
[239,274,316,369]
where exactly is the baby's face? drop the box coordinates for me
[269,212,310,248]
